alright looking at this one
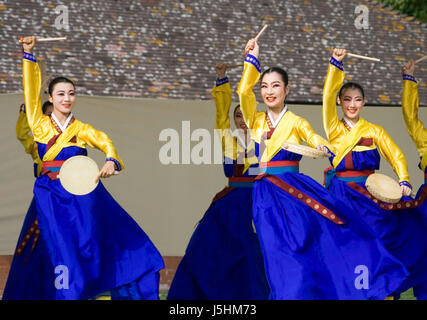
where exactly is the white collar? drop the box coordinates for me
[343,116,355,129]
[267,105,288,128]
[51,112,73,132]
[235,132,253,150]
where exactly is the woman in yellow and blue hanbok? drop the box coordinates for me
[3,37,164,300]
[401,59,427,190]
[323,50,427,299]
[168,64,269,300]
[400,59,427,299]
[238,39,408,300]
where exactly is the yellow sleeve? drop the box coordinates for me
[212,80,232,131]
[16,110,34,155]
[78,123,125,171]
[212,80,237,158]
[373,125,410,184]
[295,117,333,151]
[16,111,42,165]
[322,61,345,143]
[402,79,427,157]
[236,55,264,130]
[23,56,43,131]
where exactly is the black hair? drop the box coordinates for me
[42,101,53,115]
[260,66,289,86]
[338,82,365,99]
[48,76,75,95]
[233,104,241,117]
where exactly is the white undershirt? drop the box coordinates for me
[51,112,73,132]
[235,132,253,150]
[267,105,288,128]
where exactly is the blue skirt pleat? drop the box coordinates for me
[329,177,427,297]
[167,187,269,300]
[253,172,408,300]
[3,175,164,300]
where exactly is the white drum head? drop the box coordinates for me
[365,173,402,204]
[282,142,329,158]
[59,156,99,195]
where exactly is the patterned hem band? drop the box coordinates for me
[348,182,427,211]
[23,52,36,62]
[106,157,122,171]
[245,54,262,73]
[256,173,345,225]
[216,77,229,87]
[329,56,343,71]
[403,74,417,83]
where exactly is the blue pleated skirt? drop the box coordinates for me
[3,175,164,300]
[253,172,409,300]
[328,176,427,298]
[167,187,269,300]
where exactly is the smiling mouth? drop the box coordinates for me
[266,97,276,103]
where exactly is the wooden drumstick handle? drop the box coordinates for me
[38,37,67,42]
[254,25,268,41]
[19,36,67,43]
[415,55,427,64]
[226,64,243,69]
[327,48,380,62]
[347,52,381,62]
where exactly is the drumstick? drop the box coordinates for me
[415,55,427,64]
[38,37,67,42]
[347,52,381,62]
[226,64,243,69]
[41,73,53,89]
[254,25,268,41]
[19,36,67,43]
[244,24,269,56]
[327,48,381,62]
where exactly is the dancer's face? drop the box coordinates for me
[260,72,289,110]
[338,88,365,122]
[234,107,248,133]
[49,82,76,115]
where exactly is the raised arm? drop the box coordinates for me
[211,63,237,161]
[401,60,427,157]
[322,49,346,142]
[16,104,36,155]
[212,63,232,131]
[237,39,263,130]
[21,36,43,131]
